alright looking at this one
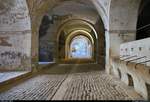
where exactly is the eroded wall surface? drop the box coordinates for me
[0,0,31,71]
[109,0,141,57]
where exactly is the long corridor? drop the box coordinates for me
[0,64,143,100]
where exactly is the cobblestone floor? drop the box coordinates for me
[0,65,143,100]
[61,72,141,100]
[0,75,67,100]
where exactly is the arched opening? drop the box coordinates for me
[65,29,95,61]
[39,15,54,64]
[127,74,134,87]
[136,0,150,40]
[146,83,150,100]
[26,0,107,68]
[118,68,121,79]
[57,19,100,64]
[110,66,114,75]
[36,0,107,65]
[69,35,93,59]
[27,0,107,68]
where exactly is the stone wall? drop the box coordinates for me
[106,0,142,75]
[120,38,150,66]
[109,0,141,58]
[0,0,31,71]
[110,38,150,100]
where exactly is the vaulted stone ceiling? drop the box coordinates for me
[26,0,97,22]
[26,0,94,16]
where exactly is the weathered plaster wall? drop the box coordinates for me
[27,0,62,66]
[0,0,31,71]
[109,0,141,58]
[107,0,141,74]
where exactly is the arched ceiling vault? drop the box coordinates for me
[25,0,109,63]
[0,0,144,69]
[0,0,142,43]
[66,31,94,59]
[56,19,98,42]
[26,0,142,33]
[26,0,108,31]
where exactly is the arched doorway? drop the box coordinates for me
[118,69,121,79]
[127,74,134,87]
[69,35,92,59]
[64,29,95,63]
[28,0,107,68]
[65,30,95,60]
[39,15,54,63]
[57,19,100,63]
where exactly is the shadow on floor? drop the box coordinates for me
[40,64,104,75]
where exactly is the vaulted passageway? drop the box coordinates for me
[0,0,149,101]
[69,35,92,59]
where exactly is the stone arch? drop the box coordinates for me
[118,68,122,79]
[127,73,134,86]
[146,83,150,100]
[27,0,108,68]
[92,0,110,69]
[65,30,94,60]
[56,19,98,42]
[38,15,55,63]
[27,0,61,67]
[56,19,98,62]
[57,19,99,63]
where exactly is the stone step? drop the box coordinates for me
[0,71,32,92]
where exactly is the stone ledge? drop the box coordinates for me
[0,71,32,91]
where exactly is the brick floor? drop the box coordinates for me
[0,66,143,100]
